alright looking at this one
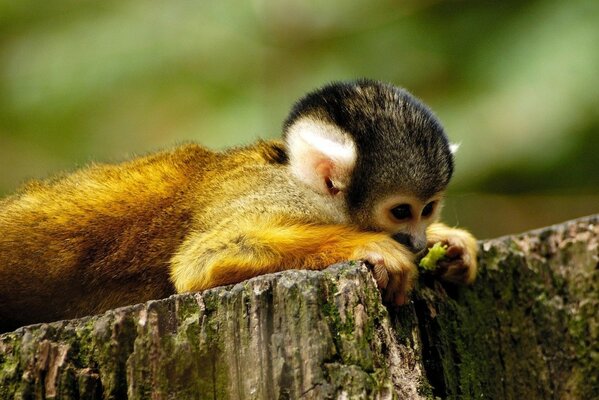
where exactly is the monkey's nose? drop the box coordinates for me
[392,233,426,254]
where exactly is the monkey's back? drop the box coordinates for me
[0,140,346,332]
[0,144,214,331]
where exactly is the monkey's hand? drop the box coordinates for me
[352,238,417,306]
[425,223,478,284]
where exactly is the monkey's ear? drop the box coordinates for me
[285,118,357,195]
[449,143,460,154]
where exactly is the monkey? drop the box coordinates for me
[0,79,477,333]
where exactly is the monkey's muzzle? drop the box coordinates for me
[391,232,426,254]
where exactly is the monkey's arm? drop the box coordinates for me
[170,215,417,304]
[426,222,478,284]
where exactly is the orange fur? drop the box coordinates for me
[0,79,481,332]
[0,139,476,332]
[171,215,416,299]
[0,144,213,330]
[0,141,417,331]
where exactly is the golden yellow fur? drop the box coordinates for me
[0,141,476,332]
[0,79,480,332]
[0,144,211,330]
[171,215,416,293]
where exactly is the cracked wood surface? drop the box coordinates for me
[0,215,597,399]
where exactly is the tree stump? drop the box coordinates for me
[1,215,597,399]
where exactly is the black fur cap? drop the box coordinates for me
[283,79,454,212]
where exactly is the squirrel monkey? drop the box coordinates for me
[0,80,477,332]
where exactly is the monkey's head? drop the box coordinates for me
[283,79,457,253]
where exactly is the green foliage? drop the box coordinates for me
[419,242,447,271]
[0,0,597,236]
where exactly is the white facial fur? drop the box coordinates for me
[373,193,444,250]
[286,117,357,195]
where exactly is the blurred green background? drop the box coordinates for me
[0,0,597,239]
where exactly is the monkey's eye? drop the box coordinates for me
[422,201,435,217]
[391,204,412,220]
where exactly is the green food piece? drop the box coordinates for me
[419,242,447,270]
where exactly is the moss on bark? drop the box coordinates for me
[1,215,597,399]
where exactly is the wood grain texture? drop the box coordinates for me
[0,215,597,399]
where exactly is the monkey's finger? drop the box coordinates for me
[394,271,413,306]
[445,244,463,259]
[394,288,408,306]
[383,274,401,304]
[441,260,470,283]
[436,259,453,275]
[371,263,389,289]
[382,271,411,306]
[394,293,407,306]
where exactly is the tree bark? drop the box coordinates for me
[1,215,597,399]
